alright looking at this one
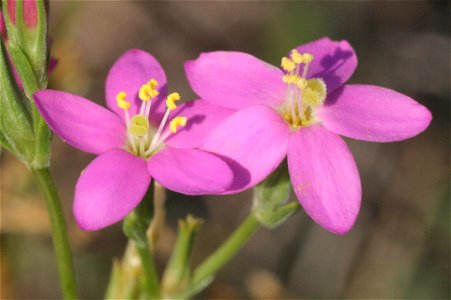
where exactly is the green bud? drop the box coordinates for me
[162,215,203,298]
[253,162,300,229]
[2,0,49,86]
[0,38,34,163]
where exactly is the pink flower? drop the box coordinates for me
[185,37,432,234]
[34,49,233,231]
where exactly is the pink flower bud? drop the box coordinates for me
[0,12,6,40]
[7,0,38,28]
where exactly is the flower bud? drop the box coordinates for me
[2,0,49,85]
[162,215,203,298]
[0,12,6,40]
[0,39,35,164]
[6,0,38,28]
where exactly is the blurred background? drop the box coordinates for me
[1,1,449,299]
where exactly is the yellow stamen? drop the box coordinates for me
[296,78,307,89]
[166,92,181,111]
[116,91,130,110]
[139,85,158,102]
[148,79,158,89]
[283,74,305,85]
[279,50,324,129]
[291,49,303,64]
[169,116,187,133]
[302,53,314,64]
[139,79,160,102]
[281,57,296,72]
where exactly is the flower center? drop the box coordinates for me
[116,79,187,159]
[279,50,327,129]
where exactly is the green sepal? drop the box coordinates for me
[0,39,34,163]
[30,104,52,168]
[123,183,154,249]
[4,40,52,168]
[7,43,39,98]
[123,211,151,249]
[252,161,300,228]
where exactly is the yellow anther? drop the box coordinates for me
[169,116,187,133]
[283,74,302,84]
[139,81,159,102]
[302,53,314,64]
[281,57,296,72]
[116,91,130,110]
[166,92,181,111]
[148,79,158,89]
[291,49,303,64]
[296,78,308,89]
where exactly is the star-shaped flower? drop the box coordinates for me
[34,49,233,230]
[185,37,432,234]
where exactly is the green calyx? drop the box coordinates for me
[252,162,300,229]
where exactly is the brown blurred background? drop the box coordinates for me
[1,1,449,299]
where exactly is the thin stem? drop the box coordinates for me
[31,167,78,300]
[183,214,260,298]
[136,243,161,299]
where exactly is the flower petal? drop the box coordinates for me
[295,37,357,93]
[201,105,290,193]
[105,49,167,122]
[74,149,151,231]
[318,84,432,142]
[185,51,286,110]
[164,100,235,148]
[34,90,126,154]
[148,147,233,195]
[288,125,361,234]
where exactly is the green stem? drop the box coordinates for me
[136,243,160,299]
[183,214,260,298]
[31,167,78,299]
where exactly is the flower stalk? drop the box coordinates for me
[180,213,261,299]
[31,167,78,300]
[122,183,161,299]
[161,215,203,298]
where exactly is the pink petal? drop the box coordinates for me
[74,149,151,231]
[318,84,432,142]
[148,147,233,195]
[185,51,286,110]
[295,37,357,93]
[288,125,361,234]
[34,90,126,154]
[1,13,6,39]
[164,100,234,148]
[105,49,167,123]
[201,105,290,193]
